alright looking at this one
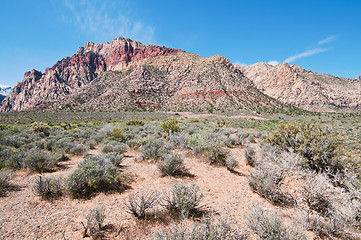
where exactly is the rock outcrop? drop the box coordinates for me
[356,74,361,81]
[238,62,361,111]
[1,37,183,112]
[0,37,293,113]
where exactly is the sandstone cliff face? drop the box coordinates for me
[238,62,361,111]
[1,37,293,113]
[57,52,288,112]
[1,37,183,112]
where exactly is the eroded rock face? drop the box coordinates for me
[1,37,183,112]
[0,36,291,113]
[238,62,361,111]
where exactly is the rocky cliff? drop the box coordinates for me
[238,62,361,111]
[0,37,297,113]
[0,37,183,112]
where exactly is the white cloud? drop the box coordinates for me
[233,61,248,66]
[318,35,338,45]
[284,48,328,63]
[63,0,155,44]
[268,60,280,66]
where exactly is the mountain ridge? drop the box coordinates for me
[237,62,361,111]
[1,36,359,113]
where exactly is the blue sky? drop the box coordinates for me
[1,0,360,86]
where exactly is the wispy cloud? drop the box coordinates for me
[318,35,338,45]
[62,0,155,44]
[267,35,338,64]
[268,60,280,66]
[233,61,248,66]
[284,48,328,63]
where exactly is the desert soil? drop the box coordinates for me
[0,142,310,239]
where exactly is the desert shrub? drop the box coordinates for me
[101,153,123,167]
[247,208,306,240]
[23,148,57,172]
[32,175,63,200]
[65,155,118,198]
[53,137,76,153]
[126,119,144,126]
[158,153,187,176]
[244,146,256,166]
[249,162,295,206]
[31,122,50,135]
[265,122,342,176]
[3,149,25,169]
[85,207,105,238]
[140,138,169,161]
[300,172,361,238]
[86,139,97,149]
[161,119,180,134]
[225,156,238,171]
[0,146,12,167]
[69,144,88,156]
[247,134,256,143]
[101,141,128,154]
[205,143,229,166]
[99,123,114,137]
[124,190,160,219]
[168,133,189,149]
[112,127,124,139]
[162,182,204,218]
[0,171,13,196]
[155,216,247,240]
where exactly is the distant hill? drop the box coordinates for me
[0,37,295,113]
[237,62,361,111]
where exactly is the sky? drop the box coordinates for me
[0,0,360,87]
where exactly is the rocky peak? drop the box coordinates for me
[239,61,361,111]
[356,74,361,80]
[0,36,185,112]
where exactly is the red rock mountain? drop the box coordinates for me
[238,62,361,111]
[0,37,294,113]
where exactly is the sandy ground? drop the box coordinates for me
[0,142,310,240]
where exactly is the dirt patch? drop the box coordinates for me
[0,144,306,239]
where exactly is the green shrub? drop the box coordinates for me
[4,149,25,169]
[155,217,247,240]
[124,190,160,219]
[103,153,123,167]
[140,138,169,161]
[162,182,204,218]
[112,127,124,139]
[265,122,342,176]
[31,122,50,135]
[225,156,238,171]
[85,207,105,238]
[0,171,13,196]
[32,175,63,200]
[23,148,57,172]
[101,141,128,154]
[161,119,180,134]
[244,146,256,167]
[69,144,88,156]
[249,162,295,206]
[247,208,306,240]
[205,143,229,166]
[126,119,144,126]
[65,155,118,198]
[158,153,187,176]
